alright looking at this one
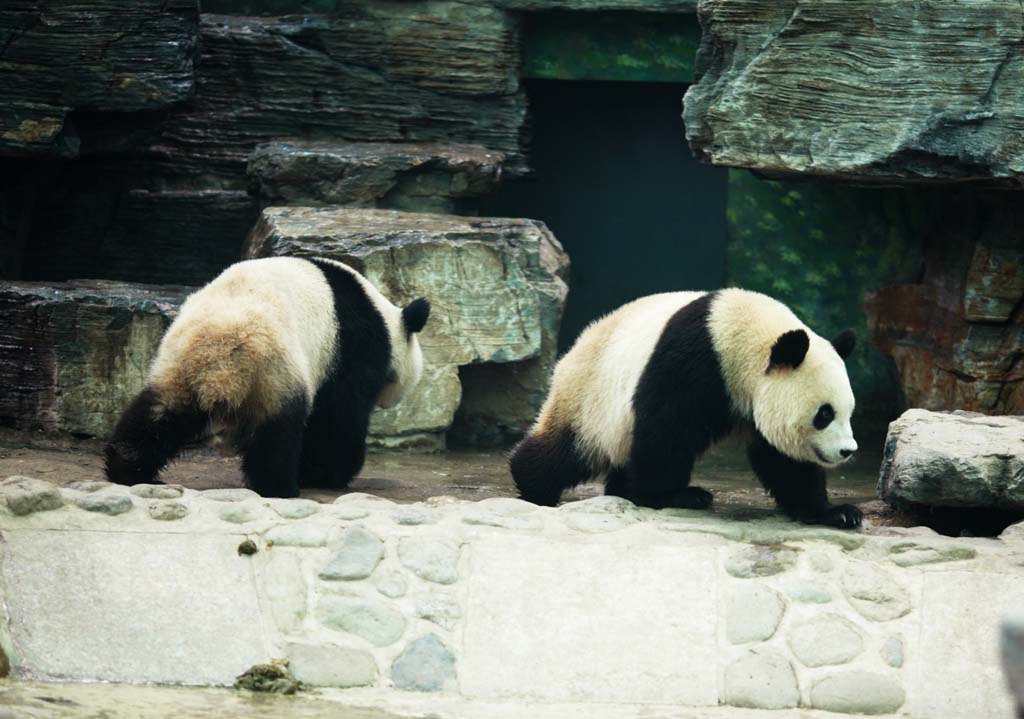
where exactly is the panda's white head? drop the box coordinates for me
[375,297,430,410]
[752,328,858,467]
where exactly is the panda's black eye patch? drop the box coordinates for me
[813,404,835,430]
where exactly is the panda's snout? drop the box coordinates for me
[839,448,854,459]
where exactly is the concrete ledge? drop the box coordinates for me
[1,477,1022,718]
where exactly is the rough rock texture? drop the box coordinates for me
[722,649,799,710]
[390,634,456,692]
[787,615,864,667]
[725,585,785,644]
[0,0,199,157]
[1,476,63,516]
[1002,610,1024,715]
[144,7,526,183]
[684,0,1024,185]
[879,409,1024,510]
[495,0,694,10]
[248,141,504,214]
[284,642,377,688]
[865,189,1024,414]
[840,563,911,622]
[245,207,569,447]
[316,596,406,647]
[0,281,187,437]
[809,671,906,715]
[319,526,384,581]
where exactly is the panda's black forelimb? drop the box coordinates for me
[510,429,591,506]
[747,431,863,529]
[238,394,309,498]
[298,374,372,489]
[105,388,207,486]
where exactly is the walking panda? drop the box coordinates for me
[105,256,430,497]
[510,289,862,528]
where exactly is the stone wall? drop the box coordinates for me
[2,477,1022,717]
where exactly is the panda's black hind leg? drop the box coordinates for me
[605,466,713,510]
[510,429,591,506]
[239,395,308,498]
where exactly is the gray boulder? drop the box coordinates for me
[879,409,1024,510]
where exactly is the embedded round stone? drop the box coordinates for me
[462,512,543,532]
[780,578,832,604]
[268,498,321,520]
[333,506,371,521]
[75,492,133,516]
[725,546,798,578]
[148,501,188,521]
[809,552,834,573]
[726,585,786,644]
[559,496,637,514]
[285,642,378,687]
[788,614,864,667]
[398,538,460,584]
[265,524,329,548]
[416,593,462,630]
[319,526,384,580]
[475,497,537,515]
[841,563,912,621]
[723,649,799,709]
[65,480,115,493]
[391,634,456,692]
[564,513,637,533]
[202,488,260,502]
[265,553,307,633]
[130,484,183,499]
[317,596,406,646]
[392,506,439,525]
[887,542,976,567]
[810,671,906,714]
[219,502,264,524]
[376,572,409,599]
[334,492,395,507]
[2,476,64,516]
[881,634,904,668]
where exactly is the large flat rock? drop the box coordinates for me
[0,0,199,157]
[879,409,1024,510]
[244,207,568,447]
[0,281,188,437]
[683,0,1024,185]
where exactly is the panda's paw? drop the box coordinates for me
[672,486,714,510]
[819,503,863,529]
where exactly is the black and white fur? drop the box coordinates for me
[510,289,862,529]
[104,256,429,497]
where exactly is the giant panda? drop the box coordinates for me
[104,256,430,498]
[510,289,862,528]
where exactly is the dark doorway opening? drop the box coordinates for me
[482,79,729,351]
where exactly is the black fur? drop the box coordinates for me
[239,394,309,498]
[303,258,393,489]
[769,329,809,371]
[104,388,207,485]
[402,298,431,335]
[831,328,856,360]
[748,430,863,528]
[510,427,592,506]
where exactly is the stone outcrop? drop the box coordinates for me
[879,409,1024,511]
[244,207,569,447]
[683,0,1024,185]
[248,141,504,214]
[0,281,187,437]
[0,0,199,157]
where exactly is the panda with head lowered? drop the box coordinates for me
[510,288,862,528]
[105,256,430,497]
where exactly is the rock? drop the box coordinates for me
[888,541,977,567]
[841,563,912,622]
[809,552,834,573]
[376,572,409,599]
[496,0,694,8]
[248,141,504,214]
[564,513,637,533]
[201,488,260,503]
[462,512,543,532]
[390,634,456,692]
[130,484,184,500]
[779,578,832,604]
[879,410,1024,510]
[684,0,1024,186]
[284,642,377,688]
[392,506,440,526]
[726,585,786,644]
[788,615,864,667]
[332,507,371,521]
[265,524,329,548]
[317,596,406,647]
[219,504,262,524]
[267,499,320,520]
[244,207,568,446]
[416,593,463,631]
[1003,520,1024,541]
[264,553,306,634]
[0,282,187,437]
[398,538,461,585]
[1001,610,1024,714]
[809,671,906,715]
[75,492,133,516]
[722,649,799,710]
[236,540,258,556]
[319,526,384,581]
[0,0,199,157]
[65,481,115,493]
[1,476,64,516]
[725,546,798,579]
[559,496,638,514]
[475,497,538,515]
[881,634,905,668]
[148,501,188,521]
[234,659,300,694]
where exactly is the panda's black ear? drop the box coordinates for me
[768,329,809,372]
[831,328,856,361]
[402,298,430,334]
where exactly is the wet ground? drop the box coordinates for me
[0,428,894,524]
